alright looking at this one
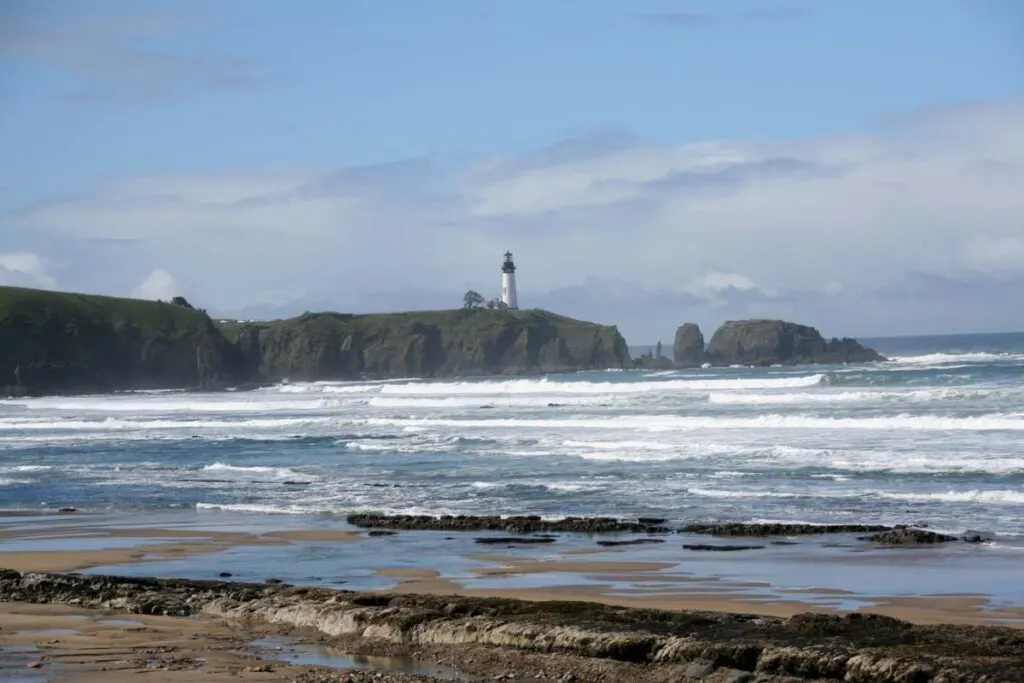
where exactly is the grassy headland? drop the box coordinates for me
[0,286,630,396]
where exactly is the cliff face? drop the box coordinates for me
[1,287,630,396]
[228,308,630,381]
[706,319,885,366]
[0,286,244,397]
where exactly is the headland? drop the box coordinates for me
[0,285,630,397]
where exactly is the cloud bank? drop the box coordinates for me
[3,98,1022,341]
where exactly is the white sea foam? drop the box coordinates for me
[707,387,993,405]
[890,352,1023,366]
[0,397,345,413]
[201,463,310,479]
[195,502,313,514]
[373,374,825,396]
[361,413,1024,432]
[0,416,337,431]
[875,489,1024,504]
[367,395,609,409]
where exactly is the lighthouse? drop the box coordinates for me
[500,251,519,309]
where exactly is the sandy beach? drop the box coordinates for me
[4,510,1024,681]
[3,512,1024,627]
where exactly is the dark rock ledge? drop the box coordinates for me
[681,523,894,537]
[349,516,990,548]
[346,513,672,534]
[2,569,1023,682]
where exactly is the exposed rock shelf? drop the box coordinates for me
[2,569,1022,682]
[680,523,893,537]
[346,514,672,534]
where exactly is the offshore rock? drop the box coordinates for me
[681,523,892,537]
[705,319,885,366]
[2,570,1023,682]
[673,323,706,367]
[346,514,671,534]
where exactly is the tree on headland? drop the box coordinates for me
[463,290,485,309]
[170,296,195,309]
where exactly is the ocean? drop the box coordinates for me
[2,332,1024,540]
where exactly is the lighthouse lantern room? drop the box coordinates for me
[500,251,519,310]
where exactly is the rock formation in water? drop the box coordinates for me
[706,319,885,366]
[672,323,705,367]
[1,286,630,396]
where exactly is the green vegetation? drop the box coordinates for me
[1,286,630,396]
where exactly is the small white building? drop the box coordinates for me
[500,251,519,309]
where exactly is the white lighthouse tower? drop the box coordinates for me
[500,251,519,309]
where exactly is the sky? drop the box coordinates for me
[1,0,1023,343]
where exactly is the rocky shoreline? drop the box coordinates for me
[2,569,1023,682]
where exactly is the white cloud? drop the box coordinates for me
[131,268,180,301]
[4,97,1024,340]
[961,237,1024,276]
[0,252,57,289]
[685,271,764,295]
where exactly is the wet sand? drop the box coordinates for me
[2,518,1022,629]
[0,601,443,683]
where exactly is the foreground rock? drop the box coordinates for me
[705,319,885,366]
[682,522,892,537]
[347,513,671,534]
[673,323,706,367]
[2,569,1022,682]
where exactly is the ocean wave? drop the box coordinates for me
[371,374,825,396]
[888,352,1024,367]
[875,489,1024,504]
[0,397,346,413]
[707,387,996,405]
[195,502,315,515]
[201,462,311,479]
[367,395,609,409]
[361,413,1024,432]
[0,416,337,431]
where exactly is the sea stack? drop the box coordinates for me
[705,319,885,366]
[673,323,705,367]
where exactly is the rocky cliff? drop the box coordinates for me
[1,287,630,396]
[224,307,630,381]
[706,319,885,366]
[0,286,245,397]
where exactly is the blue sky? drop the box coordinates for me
[1,0,1023,342]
